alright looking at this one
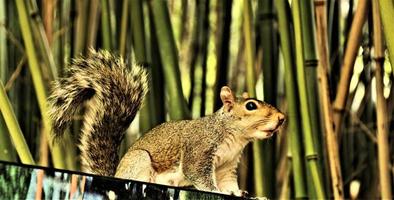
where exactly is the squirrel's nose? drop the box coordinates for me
[277,113,285,126]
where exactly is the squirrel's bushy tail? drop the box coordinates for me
[48,49,147,176]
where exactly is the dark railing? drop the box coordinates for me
[0,161,252,200]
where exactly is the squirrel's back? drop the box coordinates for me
[127,113,234,173]
[48,49,147,176]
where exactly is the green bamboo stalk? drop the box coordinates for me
[243,0,265,196]
[275,0,307,198]
[243,0,256,97]
[186,1,199,113]
[26,0,58,80]
[190,0,209,118]
[242,1,272,198]
[372,0,393,198]
[130,0,157,133]
[149,0,190,120]
[256,0,278,197]
[131,0,147,63]
[378,0,394,76]
[51,0,61,69]
[258,0,278,103]
[0,0,16,162]
[0,0,7,82]
[108,1,117,50]
[0,116,15,162]
[327,0,341,91]
[292,0,325,198]
[198,0,209,117]
[86,0,100,48]
[0,81,35,164]
[100,0,112,50]
[15,0,66,169]
[148,13,166,126]
[31,0,78,170]
[60,0,72,68]
[119,0,129,57]
[74,0,88,56]
[300,0,322,151]
[300,0,326,198]
[213,0,232,111]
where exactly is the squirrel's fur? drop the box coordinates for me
[48,49,147,176]
[49,49,285,196]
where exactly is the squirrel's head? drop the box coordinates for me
[220,86,285,140]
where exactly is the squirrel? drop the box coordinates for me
[48,49,285,196]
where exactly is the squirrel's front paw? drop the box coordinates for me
[229,189,248,197]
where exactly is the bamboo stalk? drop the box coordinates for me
[198,0,209,117]
[0,0,16,162]
[60,0,72,68]
[299,1,327,198]
[15,0,65,169]
[74,0,88,55]
[372,0,393,198]
[149,0,190,120]
[26,0,58,80]
[292,0,325,198]
[100,0,112,50]
[0,81,35,164]
[242,0,266,196]
[256,0,278,197]
[332,0,368,137]
[314,0,344,199]
[131,0,147,63]
[378,0,394,75]
[275,0,308,198]
[148,14,166,126]
[130,0,157,133]
[119,0,129,57]
[213,0,232,111]
[108,1,117,50]
[243,0,256,97]
[86,0,100,48]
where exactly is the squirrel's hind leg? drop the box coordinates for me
[115,149,154,182]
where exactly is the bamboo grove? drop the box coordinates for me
[0,0,393,199]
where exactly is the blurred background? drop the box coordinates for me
[0,0,393,199]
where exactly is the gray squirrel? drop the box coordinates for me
[49,49,285,196]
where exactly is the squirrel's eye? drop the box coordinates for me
[245,102,257,111]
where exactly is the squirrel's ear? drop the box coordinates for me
[242,92,249,99]
[220,86,235,111]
